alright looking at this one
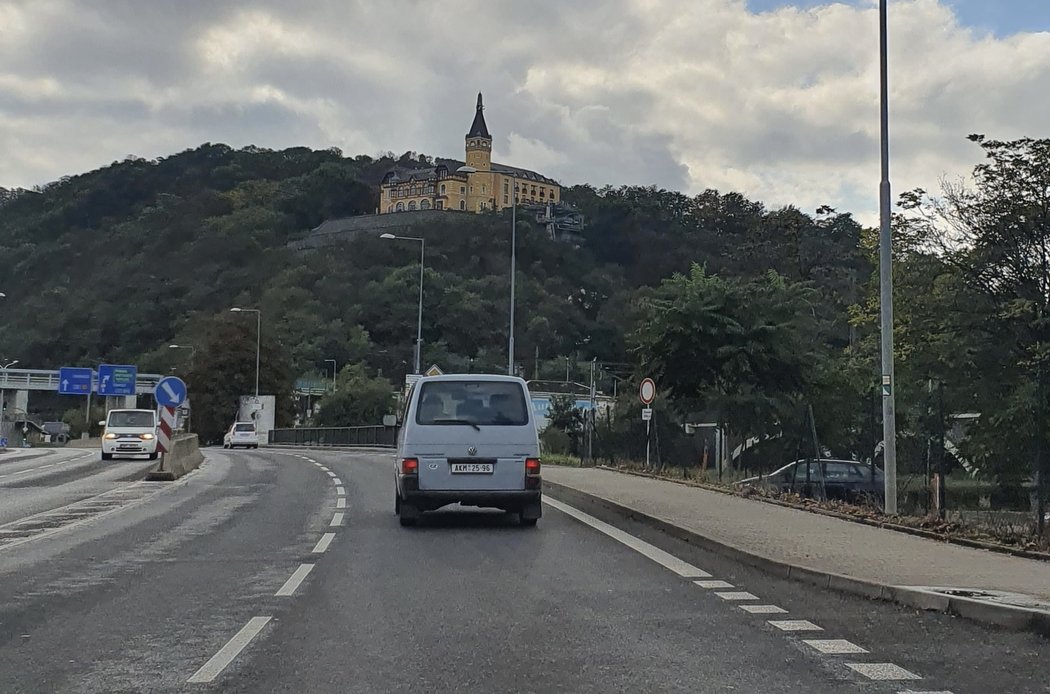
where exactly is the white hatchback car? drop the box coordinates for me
[224,422,258,449]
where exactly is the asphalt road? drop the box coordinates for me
[0,448,1045,693]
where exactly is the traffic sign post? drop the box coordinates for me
[58,367,95,429]
[98,364,137,397]
[639,378,656,468]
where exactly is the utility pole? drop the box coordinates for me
[878,0,899,514]
[508,190,517,376]
[588,358,596,463]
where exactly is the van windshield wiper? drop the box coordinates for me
[431,418,481,431]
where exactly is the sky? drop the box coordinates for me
[2,0,1049,225]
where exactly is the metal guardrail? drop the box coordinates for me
[268,426,397,448]
[0,368,164,395]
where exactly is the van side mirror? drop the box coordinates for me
[382,414,397,427]
[98,420,107,427]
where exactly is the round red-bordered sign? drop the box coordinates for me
[639,378,656,405]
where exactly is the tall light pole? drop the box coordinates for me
[508,185,517,376]
[878,0,898,514]
[325,359,337,392]
[1,359,17,422]
[229,308,261,398]
[380,233,425,374]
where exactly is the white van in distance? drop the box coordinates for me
[101,409,159,460]
[393,374,542,527]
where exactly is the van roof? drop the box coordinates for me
[108,409,155,413]
[416,374,527,384]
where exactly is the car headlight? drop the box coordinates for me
[140,433,155,440]
[104,433,118,440]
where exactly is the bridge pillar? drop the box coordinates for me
[14,390,28,415]
[123,395,137,408]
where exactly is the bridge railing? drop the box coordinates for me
[0,368,163,394]
[267,426,397,448]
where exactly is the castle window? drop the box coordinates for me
[459,200,466,210]
[503,195,509,205]
[436,201,444,210]
[420,199,431,210]
[503,182,509,194]
[408,201,417,211]
[482,185,486,193]
[388,205,393,213]
[396,202,404,212]
[460,186,466,194]
[440,184,446,195]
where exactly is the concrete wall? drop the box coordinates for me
[146,433,203,481]
[289,209,459,250]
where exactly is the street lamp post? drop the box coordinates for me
[229,308,261,398]
[168,344,197,363]
[878,0,898,514]
[1,359,18,424]
[325,359,337,392]
[508,186,517,376]
[380,233,425,374]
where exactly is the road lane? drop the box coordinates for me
[0,448,334,694]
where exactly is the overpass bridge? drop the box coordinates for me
[0,368,166,415]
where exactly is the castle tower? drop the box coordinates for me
[465,92,492,172]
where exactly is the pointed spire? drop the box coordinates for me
[467,91,491,139]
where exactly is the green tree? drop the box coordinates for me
[185,315,294,444]
[313,364,395,426]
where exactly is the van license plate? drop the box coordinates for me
[450,463,493,474]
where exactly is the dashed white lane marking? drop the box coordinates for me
[332,477,342,485]
[768,620,823,632]
[335,486,345,496]
[739,604,788,614]
[312,532,335,553]
[187,616,272,683]
[715,591,759,601]
[803,639,868,655]
[326,471,336,478]
[542,497,711,578]
[898,690,954,694]
[693,580,735,589]
[319,466,330,472]
[331,513,344,526]
[275,564,315,597]
[846,663,922,681]
[336,497,346,509]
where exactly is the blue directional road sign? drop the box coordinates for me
[57,367,93,395]
[98,364,137,396]
[154,376,187,407]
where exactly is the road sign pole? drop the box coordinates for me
[645,418,651,469]
[85,388,91,428]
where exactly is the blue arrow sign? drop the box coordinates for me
[98,364,137,396]
[154,376,187,407]
[57,367,93,395]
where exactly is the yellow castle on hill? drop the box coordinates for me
[379,93,561,214]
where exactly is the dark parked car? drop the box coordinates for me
[738,459,884,503]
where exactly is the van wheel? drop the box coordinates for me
[394,490,401,514]
[520,517,538,527]
[148,453,159,461]
[101,453,113,461]
[398,501,418,527]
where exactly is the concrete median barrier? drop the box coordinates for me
[146,434,204,481]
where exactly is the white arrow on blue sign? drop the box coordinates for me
[57,367,93,395]
[154,376,187,407]
[98,364,137,396]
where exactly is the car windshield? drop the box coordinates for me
[415,380,528,426]
[107,411,155,428]
[234,423,255,432]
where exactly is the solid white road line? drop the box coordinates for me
[803,639,868,655]
[543,496,711,578]
[768,620,823,632]
[714,591,760,601]
[739,604,788,614]
[275,564,315,597]
[331,513,344,526]
[187,616,271,683]
[335,486,345,496]
[846,663,921,681]
[312,532,335,553]
[336,497,346,509]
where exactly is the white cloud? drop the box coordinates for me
[1,0,1048,225]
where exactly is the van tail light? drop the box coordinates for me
[525,458,541,475]
[401,457,419,475]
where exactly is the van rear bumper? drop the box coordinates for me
[401,483,541,512]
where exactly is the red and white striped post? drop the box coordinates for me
[156,406,177,466]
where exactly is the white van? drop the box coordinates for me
[101,409,159,460]
[393,374,542,527]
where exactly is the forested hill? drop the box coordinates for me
[0,142,869,383]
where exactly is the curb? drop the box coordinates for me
[597,466,1050,563]
[543,479,1050,637]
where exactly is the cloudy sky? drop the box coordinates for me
[2,0,1049,224]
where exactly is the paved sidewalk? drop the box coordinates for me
[545,466,1050,602]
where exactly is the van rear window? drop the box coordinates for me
[415,381,529,426]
